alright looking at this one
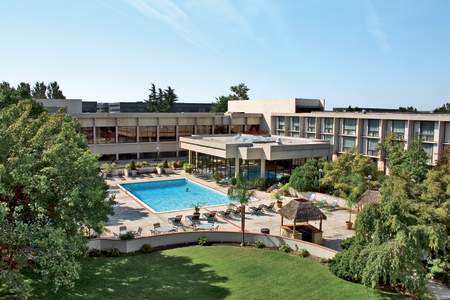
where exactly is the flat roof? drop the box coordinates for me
[180,134,331,161]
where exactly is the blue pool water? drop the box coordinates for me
[121,179,233,212]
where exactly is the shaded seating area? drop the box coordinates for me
[278,199,327,244]
[356,190,381,212]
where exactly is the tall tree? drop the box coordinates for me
[0,94,113,298]
[46,81,66,99]
[145,83,178,112]
[227,178,255,246]
[433,102,450,113]
[289,159,325,192]
[31,81,47,99]
[398,106,417,112]
[211,83,250,112]
[380,134,429,186]
[16,82,31,99]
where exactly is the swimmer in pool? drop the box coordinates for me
[186,187,190,192]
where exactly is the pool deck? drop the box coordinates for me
[105,171,354,251]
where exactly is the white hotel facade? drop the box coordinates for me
[39,98,450,172]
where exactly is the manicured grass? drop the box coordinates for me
[33,246,402,300]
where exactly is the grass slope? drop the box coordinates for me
[33,246,402,300]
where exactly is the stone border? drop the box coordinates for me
[89,231,337,259]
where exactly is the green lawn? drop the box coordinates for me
[33,246,403,300]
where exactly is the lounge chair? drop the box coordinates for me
[262,202,275,211]
[218,208,233,218]
[249,206,263,215]
[203,211,216,219]
[135,226,143,237]
[151,223,160,235]
[186,215,201,225]
[232,206,242,216]
[169,215,183,226]
[119,226,127,236]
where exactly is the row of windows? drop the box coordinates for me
[276,117,444,143]
[81,125,250,144]
[98,151,187,161]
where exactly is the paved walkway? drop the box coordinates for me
[104,172,354,250]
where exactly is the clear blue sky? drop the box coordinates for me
[1,0,449,110]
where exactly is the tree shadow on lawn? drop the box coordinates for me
[33,252,230,300]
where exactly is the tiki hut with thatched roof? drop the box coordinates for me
[356,190,381,212]
[278,199,327,244]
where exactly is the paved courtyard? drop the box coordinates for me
[104,172,354,250]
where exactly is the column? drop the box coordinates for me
[355,118,363,153]
[234,158,240,178]
[188,150,192,164]
[93,118,97,144]
[378,119,386,172]
[332,118,339,158]
[115,118,119,144]
[436,121,445,164]
[315,117,320,139]
[195,152,198,169]
[260,159,266,179]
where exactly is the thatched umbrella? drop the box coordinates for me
[356,190,381,212]
[278,199,327,234]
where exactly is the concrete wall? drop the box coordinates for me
[88,231,337,259]
[37,99,83,114]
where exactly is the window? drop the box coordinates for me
[196,125,212,135]
[291,132,300,137]
[81,127,94,144]
[96,127,116,144]
[140,152,157,160]
[276,117,285,131]
[231,125,244,134]
[305,133,316,139]
[367,120,379,137]
[341,137,356,152]
[118,153,137,160]
[98,154,116,161]
[178,125,194,138]
[391,120,405,140]
[305,117,316,133]
[367,139,379,156]
[321,135,334,144]
[419,121,435,142]
[342,119,356,135]
[445,122,450,144]
[159,151,177,158]
[118,126,137,143]
[422,143,434,164]
[139,126,157,142]
[214,125,229,134]
[322,118,333,133]
[290,117,300,132]
[159,126,176,141]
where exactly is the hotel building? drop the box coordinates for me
[39,98,450,175]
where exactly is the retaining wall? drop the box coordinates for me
[88,231,337,259]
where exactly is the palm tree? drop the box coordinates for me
[227,178,255,246]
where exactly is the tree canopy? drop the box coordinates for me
[31,82,47,99]
[433,102,450,113]
[0,84,113,298]
[211,83,250,112]
[46,81,66,99]
[289,159,325,192]
[329,143,450,296]
[145,83,178,112]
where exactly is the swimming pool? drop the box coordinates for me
[120,179,233,213]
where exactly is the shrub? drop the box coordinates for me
[213,172,223,182]
[279,244,292,253]
[129,160,137,170]
[87,249,102,257]
[183,162,193,173]
[340,236,355,250]
[297,249,310,257]
[253,178,265,190]
[140,244,153,253]
[106,248,121,257]
[254,240,266,248]
[230,177,237,186]
[119,231,135,240]
[319,258,330,264]
[162,160,169,168]
[198,236,210,246]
